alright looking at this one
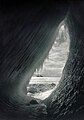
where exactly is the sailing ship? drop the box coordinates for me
[33,66,43,77]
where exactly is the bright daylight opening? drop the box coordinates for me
[27,21,70,100]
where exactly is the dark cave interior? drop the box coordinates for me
[0,1,84,120]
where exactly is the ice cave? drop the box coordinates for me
[0,1,84,120]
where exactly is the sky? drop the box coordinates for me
[29,23,70,84]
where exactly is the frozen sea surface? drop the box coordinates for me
[28,77,59,100]
[29,77,60,84]
[27,89,55,100]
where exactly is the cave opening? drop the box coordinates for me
[1,1,84,120]
[27,20,70,101]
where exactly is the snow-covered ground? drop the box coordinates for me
[27,78,59,100]
[27,87,56,100]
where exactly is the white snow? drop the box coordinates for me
[27,88,55,100]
